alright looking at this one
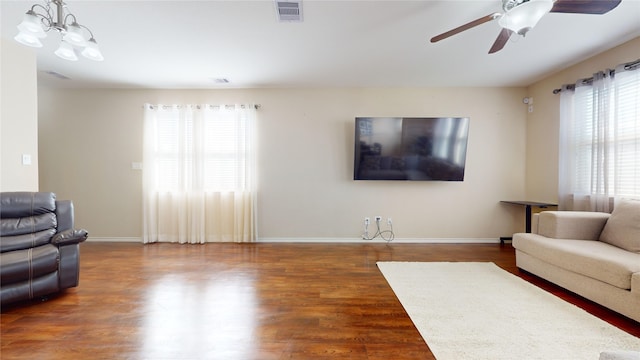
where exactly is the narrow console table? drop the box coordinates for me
[500,201,558,244]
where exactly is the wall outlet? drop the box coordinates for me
[364,217,370,225]
[375,216,382,222]
[387,217,392,225]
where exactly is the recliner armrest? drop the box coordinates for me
[538,211,610,240]
[55,200,74,232]
[52,229,88,246]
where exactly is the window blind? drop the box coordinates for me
[148,105,252,193]
[613,69,640,197]
[569,67,640,200]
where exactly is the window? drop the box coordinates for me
[147,104,254,193]
[559,61,640,211]
[613,70,640,197]
[142,104,257,244]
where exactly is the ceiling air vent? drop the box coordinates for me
[276,1,302,22]
[211,78,230,84]
[42,71,71,80]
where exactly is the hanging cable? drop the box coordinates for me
[362,218,395,242]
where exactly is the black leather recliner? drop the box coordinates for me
[0,192,88,306]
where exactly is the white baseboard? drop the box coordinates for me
[257,237,500,244]
[86,237,500,244]
[86,237,141,243]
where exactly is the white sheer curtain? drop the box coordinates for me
[142,104,257,244]
[558,60,640,211]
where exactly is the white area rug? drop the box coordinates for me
[377,262,640,360]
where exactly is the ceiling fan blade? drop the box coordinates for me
[488,28,514,54]
[550,0,622,14]
[430,13,501,43]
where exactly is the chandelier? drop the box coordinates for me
[14,0,103,62]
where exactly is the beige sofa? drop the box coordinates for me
[512,199,640,323]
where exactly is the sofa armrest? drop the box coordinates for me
[632,273,640,295]
[55,200,74,232]
[52,229,88,246]
[537,211,610,240]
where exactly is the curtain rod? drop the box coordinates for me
[145,104,261,109]
[552,58,640,94]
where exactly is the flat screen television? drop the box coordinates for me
[354,117,470,181]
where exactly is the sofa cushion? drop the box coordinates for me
[0,213,57,237]
[0,244,60,285]
[0,229,56,253]
[599,199,640,253]
[537,211,610,240]
[0,192,56,218]
[513,233,640,290]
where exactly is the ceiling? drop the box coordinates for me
[1,0,639,89]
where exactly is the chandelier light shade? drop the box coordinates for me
[62,22,87,47]
[54,41,78,61]
[14,0,103,61]
[17,11,47,37]
[81,38,104,61]
[15,31,44,48]
[498,0,554,36]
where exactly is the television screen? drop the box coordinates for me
[354,117,470,181]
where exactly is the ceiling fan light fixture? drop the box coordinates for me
[498,0,553,36]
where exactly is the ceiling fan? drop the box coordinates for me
[430,0,622,54]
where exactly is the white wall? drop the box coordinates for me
[1,38,39,191]
[525,37,640,202]
[38,86,528,241]
[29,36,640,242]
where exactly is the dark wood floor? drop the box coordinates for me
[1,242,638,359]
